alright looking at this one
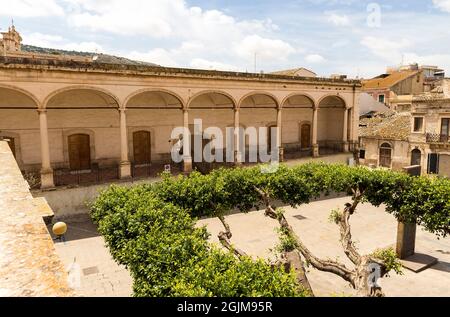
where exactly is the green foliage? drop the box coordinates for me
[91,184,306,297]
[91,162,450,297]
[372,248,404,275]
[329,209,343,225]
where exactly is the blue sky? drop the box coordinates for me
[0,0,449,78]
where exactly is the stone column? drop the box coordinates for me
[38,109,54,189]
[312,107,319,157]
[234,108,242,165]
[342,108,349,152]
[183,109,193,173]
[277,108,284,162]
[119,108,131,179]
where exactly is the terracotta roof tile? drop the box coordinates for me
[362,71,418,90]
[360,111,411,141]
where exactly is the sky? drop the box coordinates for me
[0,0,449,78]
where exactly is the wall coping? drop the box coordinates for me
[0,141,75,297]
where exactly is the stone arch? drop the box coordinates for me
[124,88,185,109]
[281,93,316,109]
[239,91,280,109]
[43,85,120,109]
[0,84,40,108]
[187,90,237,109]
[317,94,347,109]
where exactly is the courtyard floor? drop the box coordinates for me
[50,195,449,297]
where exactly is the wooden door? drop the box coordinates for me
[379,144,392,168]
[68,134,91,170]
[301,124,311,149]
[133,131,151,165]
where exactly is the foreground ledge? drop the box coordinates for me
[0,141,75,297]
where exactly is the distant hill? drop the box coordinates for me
[21,44,159,67]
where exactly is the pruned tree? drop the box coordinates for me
[254,186,402,297]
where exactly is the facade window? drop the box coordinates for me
[441,118,450,138]
[378,94,385,103]
[413,117,424,133]
[427,153,439,174]
[379,143,392,168]
[411,149,421,166]
[359,149,366,159]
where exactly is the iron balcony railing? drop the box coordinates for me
[426,133,450,144]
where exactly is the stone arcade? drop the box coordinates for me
[0,27,361,189]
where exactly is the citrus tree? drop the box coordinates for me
[91,163,449,297]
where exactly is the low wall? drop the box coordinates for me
[34,178,161,219]
[0,141,75,296]
[35,153,353,219]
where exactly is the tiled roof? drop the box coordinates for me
[359,111,411,141]
[270,67,317,77]
[362,71,418,90]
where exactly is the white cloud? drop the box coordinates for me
[305,54,326,63]
[0,0,64,17]
[433,0,450,13]
[127,49,178,67]
[326,13,350,26]
[361,36,412,62]
[22,32,103,53]
[235,35,296,61]
[22,33,64,47]
[189,58,240,71]
[60,0,295,69]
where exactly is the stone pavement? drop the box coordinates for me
[199,197,450,297]
[49,216,133,297]
[52,195,449,297]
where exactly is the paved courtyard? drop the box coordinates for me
[51,195,449,297]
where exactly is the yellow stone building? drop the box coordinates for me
[0,26,361,189]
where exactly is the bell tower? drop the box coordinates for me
[1,21,22,53]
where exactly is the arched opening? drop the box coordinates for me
[188,91,235,168]
[0,87,39,171]
[379,143,392,168]
[133,131,151,165]
[318,95,346,154]
[239,93,278,163]
[46,88,119,173]
[282,95,315,158]
[68,134,91,171]
[126,90,183,176]
[411,149,422,166]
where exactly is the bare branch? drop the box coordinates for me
[217,215,248,258]
[338,187,364,265]
[254,186,355,287]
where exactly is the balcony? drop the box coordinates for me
[426,133,450,144]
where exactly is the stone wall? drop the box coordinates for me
[0,141,75,296]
